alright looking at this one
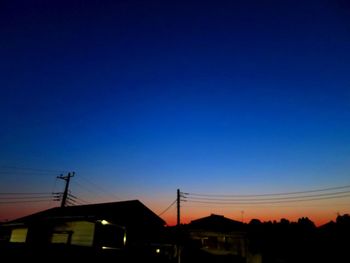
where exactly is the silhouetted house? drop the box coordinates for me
[187,214,261,263]
[0,200,167,261]
[189,214,245,254]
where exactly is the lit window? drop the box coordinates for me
[51,232,71,244]
[10,228,28,243]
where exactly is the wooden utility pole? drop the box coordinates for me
[57,172,75,207]
[176,189,181,263]
[177,189,180,226]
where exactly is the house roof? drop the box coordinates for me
[7,200,165,228]
[189,214,245,232]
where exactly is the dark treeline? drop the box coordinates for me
[247,214,350,263]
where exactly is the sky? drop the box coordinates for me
[1,0,350,226]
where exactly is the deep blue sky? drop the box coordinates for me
[1,0,350,224]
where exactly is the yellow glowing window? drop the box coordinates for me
[51,232,70,244]
[10,228,28,243]
[51,221,95,247]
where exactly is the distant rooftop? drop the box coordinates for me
[189,213,244,232]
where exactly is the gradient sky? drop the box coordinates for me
[1,0,350,225]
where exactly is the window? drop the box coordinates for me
[51,221,95,247]
[51,231,72,244]
[99,224,126,249]
[10,228,28,243]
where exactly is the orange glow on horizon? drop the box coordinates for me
[2,197,349,228]
[162,212,337,227]
[160,202,347,227]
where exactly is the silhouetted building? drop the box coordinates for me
[187,214,261,263]
[0,200,168,262]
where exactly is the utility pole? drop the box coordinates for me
[176,189,181,263]
[57,172,75,207]
[177,189,180,226]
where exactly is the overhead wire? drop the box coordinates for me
[76,175,121,200]
[0,167,120,204]
[158,199,177,216]
[71,180,110,201]
[185,184,350,197]
[0,192,55,195]
[0,195,56,200]
[0,166,69,174]
[0,166,67,208]
[185,190,350,202]
[0,200,54,204]
[0,168,90,209]
[64,175,124,205]
[47,176,59,207]
[67,193,88,205]
[185,193,350,205]
[181,184,350,206]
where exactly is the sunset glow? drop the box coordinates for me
[1,1,350,227]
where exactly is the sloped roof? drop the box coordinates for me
[8,200,165,227]
[189,214,244,232]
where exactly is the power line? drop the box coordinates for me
[66,197,78,206]
[181,184,350,208]
[0,166,69,174]
[0,172,63,177]
[0,167,119,203]
[0,192,55,195]
[185,190,350,202]
[71,180,118,202]
[67,193,88,205]
[183,202,350,209]
[0,199,57,204]
[185,193,350,205]
[47,176,60,208]
[76,176,121,200]
[76,197,89,205]
[71,180,108,200]
[158,199,177,216]
[0,195,56,200]
[185,184,350,197]
[71,199,87,205]
[67,193,78,199]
